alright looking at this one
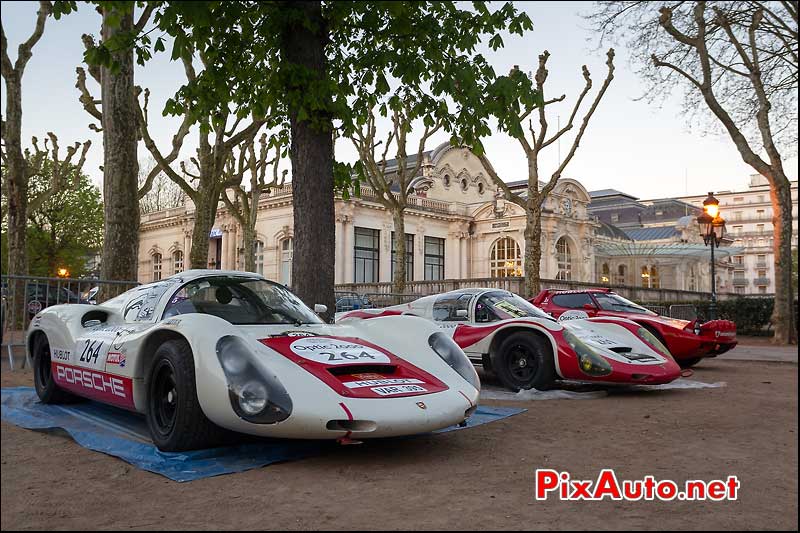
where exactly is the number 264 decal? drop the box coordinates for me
[80,340,104,364]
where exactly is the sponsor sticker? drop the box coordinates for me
[558,310,589,322]
[289,337,390,365]
[106,352,126,367]
[371,384,427,396]
[51,348,71,362]
[344,378,424,389]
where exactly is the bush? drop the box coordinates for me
[698,298,775,336]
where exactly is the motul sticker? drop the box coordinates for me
[289,337,390,365]
[106,352,126,367]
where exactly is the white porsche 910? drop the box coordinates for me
[26,271,480,451]
[338,289,681,391]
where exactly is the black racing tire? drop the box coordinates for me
[481,353,494,375]
[678,357,703,369]
[145,339,231,452]
[492,332,556,391]
[32,334,78,404]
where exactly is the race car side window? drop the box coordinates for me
[432,294,472,322]
[551,293,594,309]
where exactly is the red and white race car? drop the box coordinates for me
[531,288,738,368]
[338,289,681,391]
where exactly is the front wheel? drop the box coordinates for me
[146,339,230,452]
[32,334,78,404]
[492,332,556,391]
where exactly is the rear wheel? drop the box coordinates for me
[146,339,231,452]
[492,332,556,391]
[32,334,78,404]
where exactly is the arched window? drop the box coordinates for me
[490,237,521,277]
[280,238,293,286]
[650,266,660,289]
[555,237,572,281]
[641,265,659,288]
[688,266,696,291]
[616,264,627,285]
[173,250,184,274]
[152,253,162,281]
[254,240,265,275]
[600,263,610,284]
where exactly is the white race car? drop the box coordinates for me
[338,289,681,391]
[26,271,479,451]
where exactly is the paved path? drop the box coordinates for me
[721,343,798,363]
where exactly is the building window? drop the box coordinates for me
[688,267,696,291]
[735,287,745,295]
[354,227,380,283]
[254,240,265,275]
[600,263,610,284]
[641,265,659,288]
[758,269,767,278]
[172,250,184,274]
[490,237,522,277]
[280,238,293,285]
[758,286,767,294]
[733,225,743,235]
[152,253,162,281]
[757,223,765,233]
[555,237,572,281]
[424,236,445,280]
[734,255,744,265]
[391,232,414,282]
[734,197,744,203]
[616,264,626,285]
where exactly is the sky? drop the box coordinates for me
[2,0,797,201]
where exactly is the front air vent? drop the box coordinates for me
[610,346,632,353]
[327,365,397,376]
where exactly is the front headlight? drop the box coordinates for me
[636,327,671,357]
[562,330,613,377]
[428,332,480,391]
[216,335,292,424]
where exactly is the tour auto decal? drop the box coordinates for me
[259,335,448,399]
[51,361,135,410]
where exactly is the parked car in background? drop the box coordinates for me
[339,288,681,391]
[531,288,737,368]
[25,284,89,317]
[334,292,373,313]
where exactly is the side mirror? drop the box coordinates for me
[583,303,596,311]
[314,304,328,314]
[456,309,468,318]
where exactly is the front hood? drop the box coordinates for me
[639,315,692,330]
[561,319,669,365]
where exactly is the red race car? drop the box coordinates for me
[531,288,737,369]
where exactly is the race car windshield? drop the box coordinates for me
[593,293,656,315]
[476,291,555,322]
[163,277,323,325]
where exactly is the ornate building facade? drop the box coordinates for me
[137,143,734,294]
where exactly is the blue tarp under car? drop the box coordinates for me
[1,387,525,482]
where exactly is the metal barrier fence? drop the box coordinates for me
[335,277,730,305]
[668,304,699,321]
[1,275,139,370]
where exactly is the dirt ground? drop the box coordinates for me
[1,357,797,531]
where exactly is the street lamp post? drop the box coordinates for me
[697,192,726,320]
